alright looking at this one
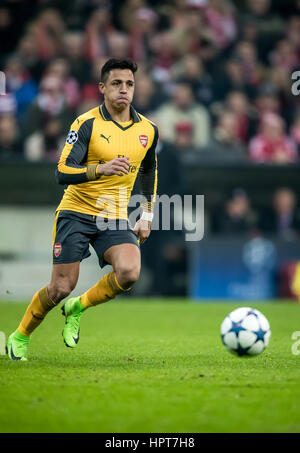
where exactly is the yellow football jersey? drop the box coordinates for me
[56,103,158,219]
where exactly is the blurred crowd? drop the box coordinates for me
[141,185,300,296]
[1,0,300,164]
[1,0,300,298]
[211,186,300,239]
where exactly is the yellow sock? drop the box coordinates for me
[17,286,57,337]
[81,271,128,309]
[291,262,300,301]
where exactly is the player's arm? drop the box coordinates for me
[56,118,98,184]
[56,118,130,185]
[138,124,159,215]
[133,124,158,243]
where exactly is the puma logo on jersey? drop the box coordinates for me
[100,134,111,143]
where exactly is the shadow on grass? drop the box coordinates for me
[13,350,273,373]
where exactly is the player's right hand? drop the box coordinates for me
[97,157,130,176]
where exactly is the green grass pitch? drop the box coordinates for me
[0,299,299,433]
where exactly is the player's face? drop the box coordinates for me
[99,69,135,110]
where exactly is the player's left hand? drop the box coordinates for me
[133,219,151,244]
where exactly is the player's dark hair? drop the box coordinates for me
[100,58,138,83]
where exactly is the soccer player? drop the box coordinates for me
[7,58,158,361]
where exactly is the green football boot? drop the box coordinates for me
[7,330,30,361]
[62,297,85,348]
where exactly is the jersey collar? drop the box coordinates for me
[99,102,141,123]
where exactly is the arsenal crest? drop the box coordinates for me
[54,243,62,257]
[139,135,148,148]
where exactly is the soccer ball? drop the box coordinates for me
[220,307,271,356]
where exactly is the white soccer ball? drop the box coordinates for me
[220,307,271,356]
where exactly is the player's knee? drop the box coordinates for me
[117,264,140,288]
[48,281,75,303]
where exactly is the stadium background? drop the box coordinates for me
[1,0,300,302]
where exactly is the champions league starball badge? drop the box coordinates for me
[66,130,78,145]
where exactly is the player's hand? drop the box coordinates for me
[133,218,151,244]
[97,157,130,176]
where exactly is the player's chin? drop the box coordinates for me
[115,99,130,108]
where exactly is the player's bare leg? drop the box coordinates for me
[62,244,140,348]
[7,262,80,360]
[103,243,141,290]
[48,262,80,303]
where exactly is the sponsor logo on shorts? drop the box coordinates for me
[54,243,62,257]
[139,135,148,148]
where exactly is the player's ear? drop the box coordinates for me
[99,82,105,95]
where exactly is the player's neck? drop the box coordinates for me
[105,102,131,123]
